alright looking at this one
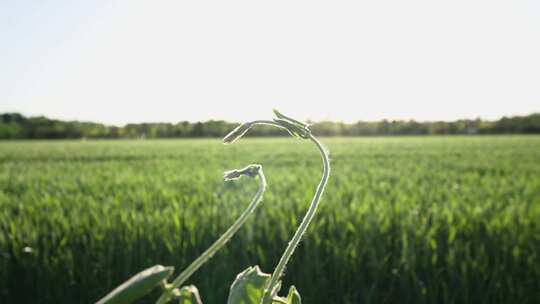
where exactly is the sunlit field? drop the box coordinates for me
[1,136,539,304]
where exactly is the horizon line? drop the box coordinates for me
[2,110,539,127]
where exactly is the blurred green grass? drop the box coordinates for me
[1,136,539,303]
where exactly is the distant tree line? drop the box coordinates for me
[1,112,539,139]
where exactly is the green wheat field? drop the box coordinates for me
[1,136,539,304]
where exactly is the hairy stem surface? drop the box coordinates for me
[240,120,330,303]
[261,134,330,304]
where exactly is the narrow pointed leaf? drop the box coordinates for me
[96,265,174,304]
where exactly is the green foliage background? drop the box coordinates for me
[2,112,540,139]
[1,136,539,303]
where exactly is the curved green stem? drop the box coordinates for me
[261,134,330,304]
[235,120,330,303]
[156,170,267,304]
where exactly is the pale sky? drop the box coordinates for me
[1,1,539,125]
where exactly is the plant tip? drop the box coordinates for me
[223,122,252,144]
[224,164,262,180]
[272,109,309,129]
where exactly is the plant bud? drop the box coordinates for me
[273,109,309,128]
[176,285,203,304]
[273,119,311,139]
[269,286,302,304]
[224,164,262,181]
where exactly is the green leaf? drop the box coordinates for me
[176,285,203,304]
[96,265,174,304]
[227,266,271,304]
[271,286,301,304]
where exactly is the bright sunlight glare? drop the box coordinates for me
[1,0,539,125]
